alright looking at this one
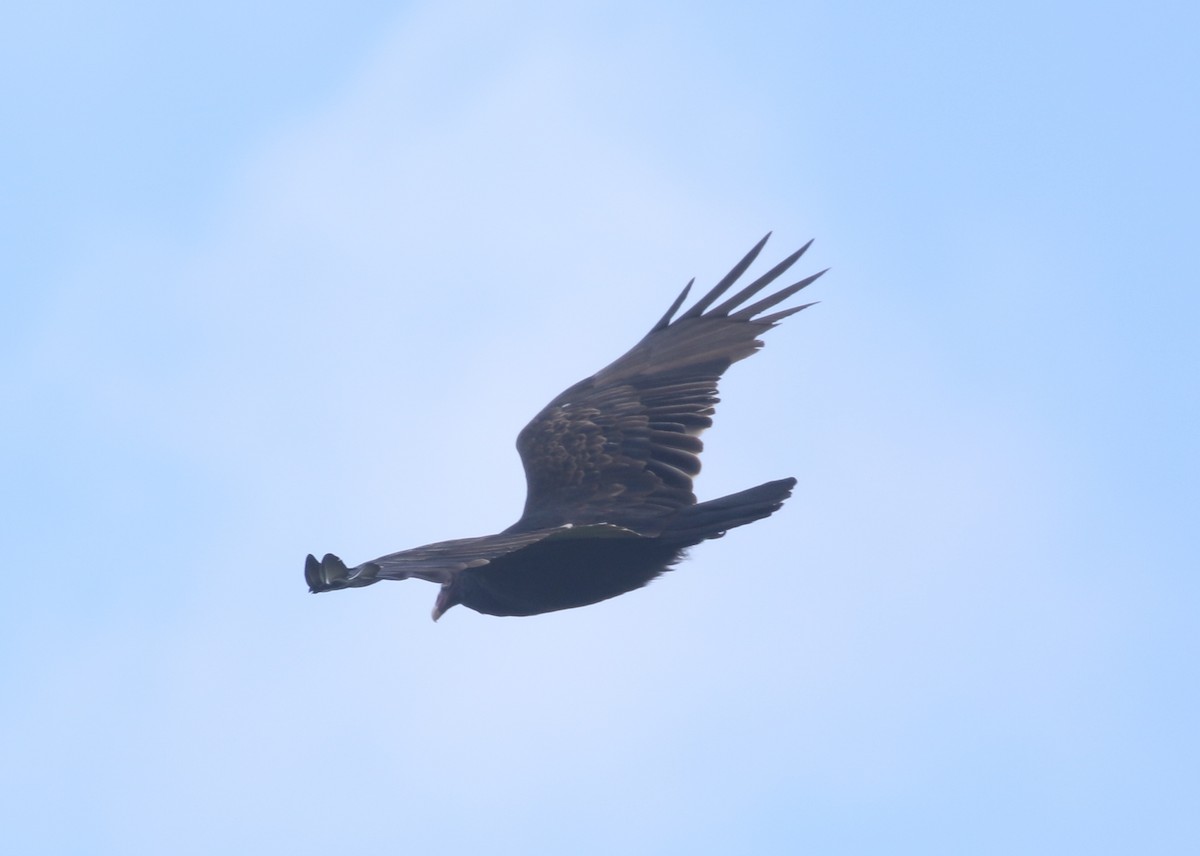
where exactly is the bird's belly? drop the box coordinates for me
[459,538,686,617]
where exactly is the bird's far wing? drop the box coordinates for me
[512,234,825,532]
[306,528,566,593]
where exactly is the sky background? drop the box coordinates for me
[3,1,1198,853]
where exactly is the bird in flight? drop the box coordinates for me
[306,234,825,620]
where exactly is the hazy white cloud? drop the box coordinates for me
[5,1,1197,854]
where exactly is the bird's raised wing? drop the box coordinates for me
[510,234,824,532]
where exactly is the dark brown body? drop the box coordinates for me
[306,234,822,620]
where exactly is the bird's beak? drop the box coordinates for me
[432,586,454,622]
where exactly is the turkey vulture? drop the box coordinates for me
[306,234,825,619]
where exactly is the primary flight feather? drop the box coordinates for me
[306,234,825,620]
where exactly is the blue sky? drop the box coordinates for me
[3,1,1197,853]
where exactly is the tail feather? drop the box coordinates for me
[664,477,797,543]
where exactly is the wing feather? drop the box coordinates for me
[511,235,824,532]
[306,529,565,592]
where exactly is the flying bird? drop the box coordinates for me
[306,234,825,620]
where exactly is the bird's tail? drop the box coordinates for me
[664,477,797,543]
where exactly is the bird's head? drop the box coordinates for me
[432,582,461,622]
